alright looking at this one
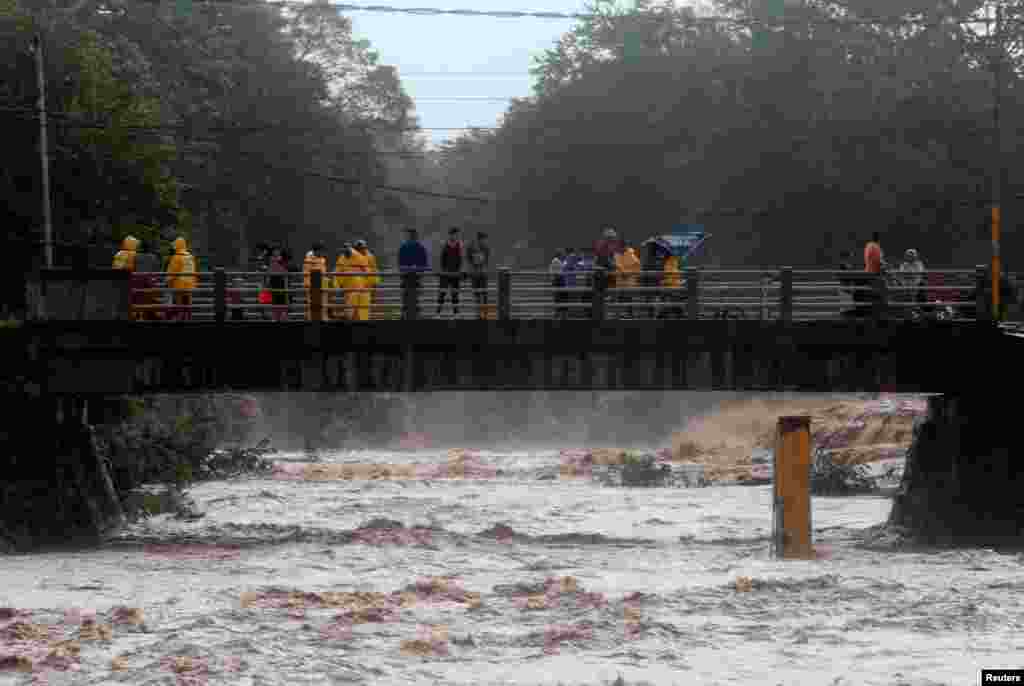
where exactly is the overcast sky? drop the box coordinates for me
[347,1,590,146]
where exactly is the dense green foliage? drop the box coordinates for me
[1,0,417,278]
[3,0,1021,285]
[440,0,1024,268]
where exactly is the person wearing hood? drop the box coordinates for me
[340,242,370,321]
[166,237,197,321]
[303,242,328,321]
[614,244,641,318]
[355,240,380,317]
[898,248,926,309]
[641,241,664,319]
[662,251,683,319]
[112,236,139,272]
[113,236,141,320]
[333,242,352,320]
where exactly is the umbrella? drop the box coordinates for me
[642,232,710,259]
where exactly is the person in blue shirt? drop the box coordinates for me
[398,228,429,272]
[398,228,429,319]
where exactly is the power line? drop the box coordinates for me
[2,106,501,133]
[184,1,1006,28]
[238,153,492,202]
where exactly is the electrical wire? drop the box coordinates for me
[144,0,1008,28]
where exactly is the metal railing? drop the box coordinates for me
[46,266,1020,323]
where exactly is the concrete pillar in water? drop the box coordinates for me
[773,415,814,559]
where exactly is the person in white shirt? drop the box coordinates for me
[899,248,926,307]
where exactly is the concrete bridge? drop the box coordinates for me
[18,265,1021,395]
[5,267,1024,548]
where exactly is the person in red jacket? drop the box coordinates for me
[863,232,883,274]
[437,227,464,317]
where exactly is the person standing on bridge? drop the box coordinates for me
[898,248,926,310]
[662,250,683,319]
[562,248,581,318]
[550,249,566,318]
[864,232,884,274]
[303,242,328,321]
[269,246,289,322]
[334,242,353,320]
[341,242,371,321]
[112,236,141,320]
[437,227,464,318]
[863,232,885,313]
[355,240,379,318]
[399,228,429,320]
[166,237,197,321]
[615,244,641,318]
[466,231,491,317]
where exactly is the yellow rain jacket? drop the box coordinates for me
[303,250,328,320]
[342,250,371,321]
[112,236,139,271]
[167,237,197,290]
[615,247,641,289]
[663,255,681,290]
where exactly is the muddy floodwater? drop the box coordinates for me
[2,448,1022,686]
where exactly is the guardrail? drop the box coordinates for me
[32,266,1019,323]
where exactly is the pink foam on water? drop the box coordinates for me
[543,623,593,654]
[270,462,306,480]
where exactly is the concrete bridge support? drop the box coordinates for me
[890,393,1023,545]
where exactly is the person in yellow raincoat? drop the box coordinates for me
[112,236,140,320]
[332,244,351,320]
[614,245,641,318]
[303,242,328,321]
[354,240,380,318]
[112,236,139,271]
[339,243,370,321]
[662,253,683,319]
[166,237,198,321]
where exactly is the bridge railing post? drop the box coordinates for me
[592,267,606,321]
[780,267,793,322]
[311,269,323,322]
[498,268,511,321]
[214,267,227,324]
[686,268,700,319]
[873,272,888,321]
[976,265,990,322]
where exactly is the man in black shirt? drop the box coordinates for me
[437,227,464,317]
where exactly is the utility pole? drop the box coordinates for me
[32,34,54,269]
[991,4,1003,319]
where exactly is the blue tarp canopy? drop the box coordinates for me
[642,228,709,259]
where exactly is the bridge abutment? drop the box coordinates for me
[1,394,123,550]
[890,393,1023,544]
